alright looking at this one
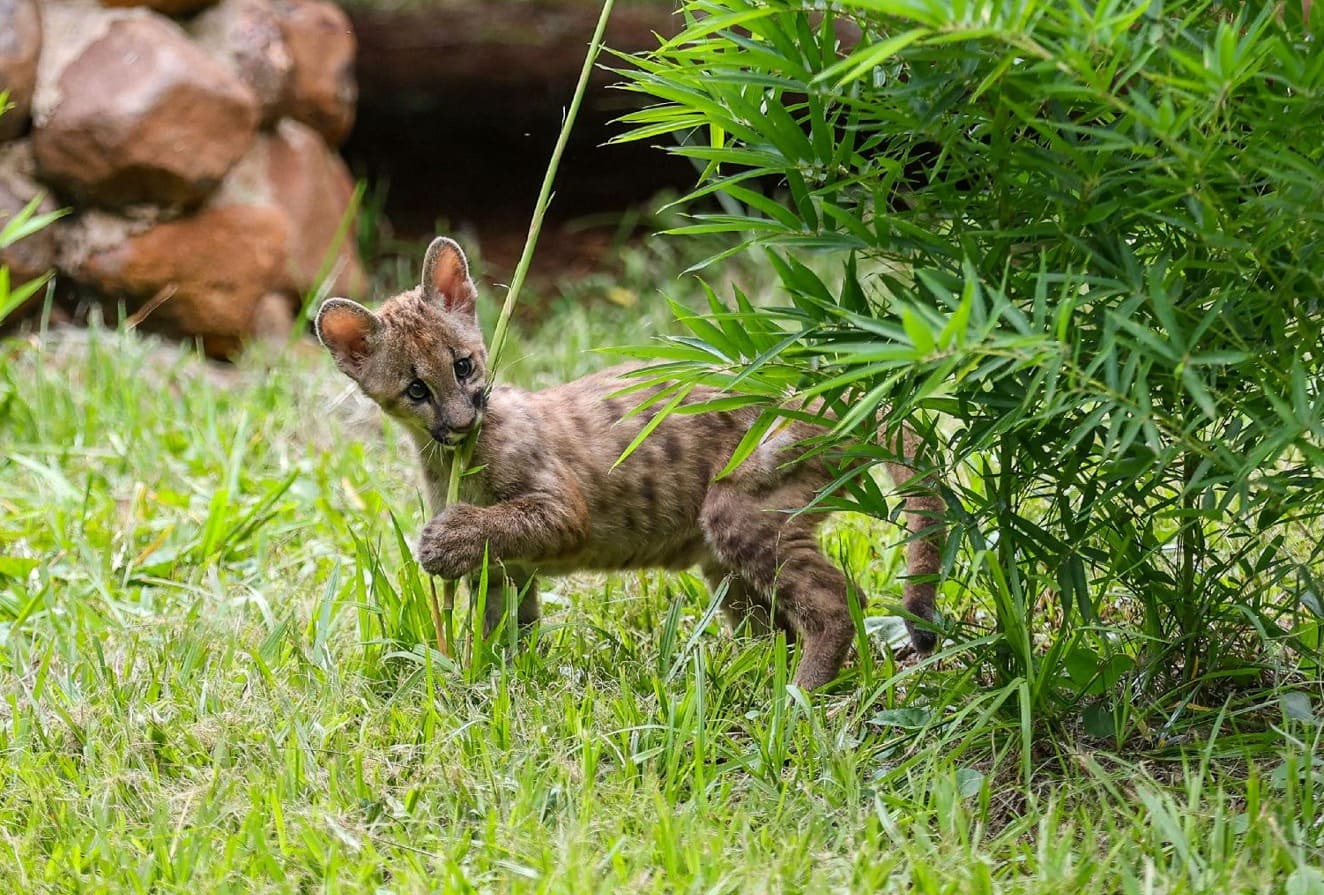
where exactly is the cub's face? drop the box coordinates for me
[316,237,489,446]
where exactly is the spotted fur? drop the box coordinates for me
[317,237,945,689]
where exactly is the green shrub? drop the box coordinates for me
[0,94,64,326]
[619,1,1324,738]
[0,197,62,326]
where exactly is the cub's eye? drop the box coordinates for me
[405,379,430,402]
[453,357,473,380]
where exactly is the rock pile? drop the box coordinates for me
[0,0,365,356]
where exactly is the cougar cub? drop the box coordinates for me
[316,237,943,688]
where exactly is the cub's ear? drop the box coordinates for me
[420,236,478,319]
[315,298,381,378]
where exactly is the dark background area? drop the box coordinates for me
[342,2,697,278]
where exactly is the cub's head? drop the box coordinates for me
[316,237,489,447]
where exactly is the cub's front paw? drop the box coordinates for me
[416,505,487,579]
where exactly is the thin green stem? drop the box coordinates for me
[438,0,617,642]
[486,2,617,375]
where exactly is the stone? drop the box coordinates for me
[273,0,356,146]
[250,290,295,343]
[0,0,42,141]
[191,0,293,124]
[217,117,365,299]
[61,203,291,357]
[99,0,219,15]
[32,10,259,208]
[0,141,61,323]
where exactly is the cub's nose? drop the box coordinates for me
[431,424,472,446]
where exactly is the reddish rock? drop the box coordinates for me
[0,0,42,141]
[273,0,356,146]
[32,13,259,208]
[250,289,295,343]
[0,141,62,324]
[217,118,365,299]
[264,120,363,297]
[191,0,293,124]
[99,0,218,15]
[62,204,291,356]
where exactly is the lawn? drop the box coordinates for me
[0,243,1320,893]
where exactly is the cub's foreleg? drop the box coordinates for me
[476,568,541,638]
[417,491,590,581]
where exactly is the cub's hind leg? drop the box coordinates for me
[699,483,854,690]
[701,563,775,638]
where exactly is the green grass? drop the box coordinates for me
[1,251,1322,893]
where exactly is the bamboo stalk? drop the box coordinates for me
[438,0,618,650]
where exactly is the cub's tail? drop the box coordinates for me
[881,425,945,652]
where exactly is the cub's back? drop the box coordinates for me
[480,366,761,571]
